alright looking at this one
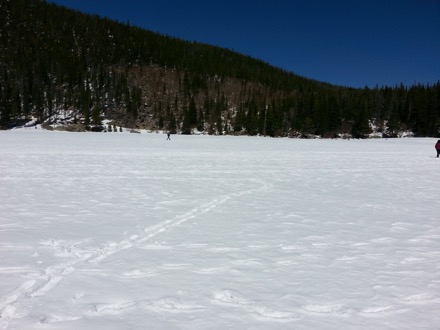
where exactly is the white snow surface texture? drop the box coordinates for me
[0,130,439,330]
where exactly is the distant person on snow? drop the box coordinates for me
[167,132,171,140]
[435,140,440,158]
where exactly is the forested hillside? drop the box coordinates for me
[1,0,439,137]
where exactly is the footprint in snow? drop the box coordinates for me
[302,303,350,315]
[361,304,410,315]
[212,290,301,321]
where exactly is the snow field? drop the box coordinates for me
[0,130,439,329]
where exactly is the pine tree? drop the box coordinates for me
[168,112,177,134]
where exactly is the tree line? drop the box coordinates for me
[1,0,439,137]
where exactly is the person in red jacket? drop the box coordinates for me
[435,140,440,158]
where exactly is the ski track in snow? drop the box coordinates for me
[0,178,269,328]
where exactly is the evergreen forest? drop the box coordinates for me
[1,0,439,137]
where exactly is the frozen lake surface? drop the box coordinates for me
[1,130,439,329]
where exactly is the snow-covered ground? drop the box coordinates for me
[1,130,439,329]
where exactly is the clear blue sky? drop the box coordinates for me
[48,0,440,88]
